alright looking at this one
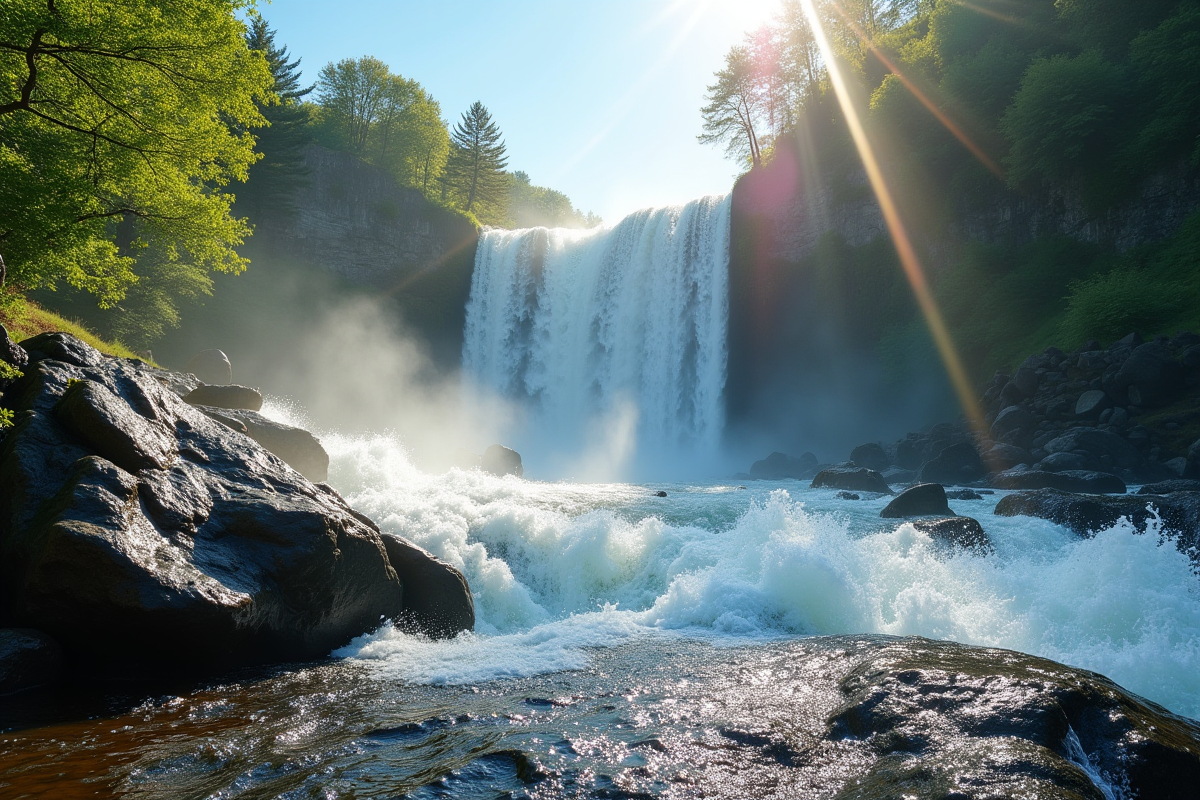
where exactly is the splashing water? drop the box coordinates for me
[321,431,1200,719]
[462,196,731,479]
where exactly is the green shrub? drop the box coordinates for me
[1060,266,1183,345]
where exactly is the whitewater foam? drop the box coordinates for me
[319,431,1200,718]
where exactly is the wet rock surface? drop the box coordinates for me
[0,334,470,675]
[880,483,952,518]
[910,516,992,554]
[0,629,62,694]
[812,466,894,495]
[183,383,264,412]
[990,468,1127,494]
[196,405,329,482]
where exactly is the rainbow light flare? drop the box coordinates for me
[798,0,988,438]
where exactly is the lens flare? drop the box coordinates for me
[798,0,988,439]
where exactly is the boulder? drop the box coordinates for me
[894,437,929,470]
[811,465,893,494]
[1187,438,1200,480]
[918,442,986,485]
[379,536,474,639]
[881,466,917,485]
[750,451,818,479]
[481,444,523,478]
[0,628,62,694]
[989,405,1034,443]
[1114,343,1183,407]
[911,516,992,553]
[186,349,232,386]
[1043,427,1143,471]
[1036,451,1093,472]
[1074,389,1111,417]
[1012,365,1039,398]
[836,491,861,500]
[1138,479,1200,494]
[995,489,1200,554]
[990,468,1126,494]
[196,406,330,482]
[0,323,28,382]
[0,335,423,674]
[183,383,263,412]
[983,442,1033,470]
[849,443,889,472]
[880,483,952,518]
[946,489,984,500]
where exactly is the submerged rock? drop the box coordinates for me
[836,491,861,500]
[183,383,263,412]
[994,488,1200,551]
[811,466,893,495]
[911,516,992,553]
[880,483,952,518]
[0,628,62,694]
[0,334,469,674]
[481,444,523,478]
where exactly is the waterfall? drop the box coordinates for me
[462,195,732,475]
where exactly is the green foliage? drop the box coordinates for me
[0,0,272,307]
[1060,267,1182,346]
[445,101,509,218]
[506,172,598,229]
[1128,2,1200,167]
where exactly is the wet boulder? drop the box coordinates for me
[1074,389,1111,418]
[196,406,329,482]
[183,383,263,412]
[849,443,889,472]
[995,489,1200,553]
[1043,427,1143,472]
[186,349,232,386]
[991,468,1126,494]
[1138,479,1200,494]
[0,324,28,389]
[984,442,1033,470]
[1114,342,1183,407]
[880,483,952,518]
[750,451,818,480]
[0,629,62,694]
[918,441,986,485]
[380,535,475,639]
[0,335,413,674]
[911,516,992,554]
[811,466,893,494]
[481,444,523,478]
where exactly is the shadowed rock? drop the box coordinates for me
[380,536,475,639]
[850,443,889,472]
[911,516,992,553]
[812,466,893,494]
[184,384,263,412]
[918,442,986,486]
[750,451,818,479]
[880,483,952,518]
[1139,479,1200,494]
[186,349,232,386]
[0,629,62,694]
[481,444,523,478]
[991,469,1126,494]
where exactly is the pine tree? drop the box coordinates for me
[447,102,509,215]
[238,15,313,221]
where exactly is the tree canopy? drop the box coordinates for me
[0,0,271,306]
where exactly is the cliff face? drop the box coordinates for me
[259,145,478,288]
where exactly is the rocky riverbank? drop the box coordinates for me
[0,329,474,694]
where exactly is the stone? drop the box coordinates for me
[19,331,104,368]
[481,444,523,478]
[881,466,917,485]
[0,335,432,674]
[849,443,890,472]
[1187,439,1200,480]
[1012,366,1039,398]
[1074,389,1111,417]
[1138,479,1200,494]
[835,491,861,500]
[196,406,330,483]
[1109,407,1130,427]
[983,442,1033,470]
[183,383,263,412]
[653,490,667,497]
[912,516,992,553]
[1043,427,1143,470]
[750,451,818,480]
[894,438,929,470]
[989,405,1034,444]
[379,535,475,639]
[1165,456,1188,476]
[946,489,984,500]
[990,469,1127,494]
[995,489,1200,555]
[880,483,952,518]
[186,349,232,385]
[918,442,986,485]
[0,628,62,694]
[1036,451,1093,472]
[0,323,28,374]
[811,466,893,494]
[1114,343,1183,407]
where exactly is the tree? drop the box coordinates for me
[446,101,508,215]
[699,45,765,167]
[314,56,390,154]
[0,0,271,307]
[237,14,312,221]
[506,171,595,229]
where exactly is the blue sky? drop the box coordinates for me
[258,0,782,223]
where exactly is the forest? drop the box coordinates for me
[0,2,597,349]
[704,0,1200,377]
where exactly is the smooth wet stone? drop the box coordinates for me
[991,468,1126,494]
[379,535,475,639]
[995,489,1200,552]
[183,383,263,412]
[186,349,232,385]
[836,491,861,500]
[811,466,893,495]
[196,405,329,482]
[880,483,951,518]
[911,516,992,553]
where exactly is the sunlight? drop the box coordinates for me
[798,0,989,439]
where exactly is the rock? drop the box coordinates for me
[835,491,861,500]
[827,637,1200,799]
[654,490,667,497]
[196,406,330,482]
[1044,427,1143,471]
[0,628,62,694]
[1036,451,1093,472]
[1186,439,1200,480]
[0,334,413,674]
[186,349,232,385]
[750,451,817,479]
[880,483,952,518]
[183,383,263,412]
[995,489,1200,554]
[881,466,917,485]
[1074,389,1111,417]
[1111,331,1144,351]
[918,442,986,485]
[990,405,1034,444]
[379,535,474,639]
[811,466,893,494]
[19,331,104,368]
[991,468,1127,494]
[1138,479,1200,494]
[946,489,983,500]
[1109,407,1129,427]
[983,442,1033,470]
[1164,456,1188,475]
[481,444,523,478]
[1012,365,1039,398]
[894,438,928,471]
[849,443,889,472]
[0,323,28,375]
[911,516,992,553]
[1113,342,1183,407]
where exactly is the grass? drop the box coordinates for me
[0,294,152,364]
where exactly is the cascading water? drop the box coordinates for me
[463,195,732,477]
